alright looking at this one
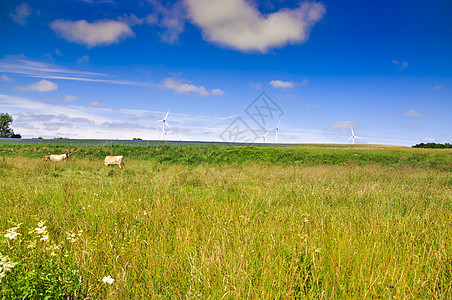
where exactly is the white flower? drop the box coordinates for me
[102,275,115,284]
[35,221,48,235]
[0,253,17,282]
[143,211,147,215]
[4,231,20,240]
[4,225,21,240]
[40,234,49,241]
[66,229,83,243]
[35,226,47,234]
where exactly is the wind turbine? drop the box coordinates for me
[346,126,361,144]
[263,116,286,143]
[153,107,173,140]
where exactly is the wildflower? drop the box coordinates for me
[102,275,115,284]
[35,226,46,234]
[0,253,17,282]
[4,226,21,240]
[35,221,47,234]
[40,234,49,241]
[66,231,77,243]
[143,211,148,215]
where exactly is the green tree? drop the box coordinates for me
[0,113,15,138]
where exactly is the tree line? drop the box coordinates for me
[413,143,452,149]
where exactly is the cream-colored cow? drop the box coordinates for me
[104,155,124,168]
[45,154,69,162]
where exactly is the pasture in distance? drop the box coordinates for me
[0,143,451,298]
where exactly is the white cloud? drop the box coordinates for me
[0,94,228,140]
[159,2,186,44]
[432,85,443,91]
[1,74,13,82]
[10,3,32,25]
[118,14,144,26]
[404,109,425,117]
[0,57,153,87]
[145,14,159,25]
[0,94,111,124]
[17,79,58,92]
[185,0,325,52]
[270,80,295,88]
[50,19,134,47]
[325,121,358,133]
[89,100,104,107]
[162,78,224,96]
[270,79,308,88]
[63,95,78,102]
[77,55,90,64]
[211,88,225,96]
[147,1,187,44]
[392,60,408,70]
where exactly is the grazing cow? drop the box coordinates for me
[45,154,69,162]
[104,155,124,168]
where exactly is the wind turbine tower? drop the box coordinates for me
[153,107,173,140]
[263,116,286,143]
[346,126,361,144]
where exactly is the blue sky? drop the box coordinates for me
[0,0,451,145]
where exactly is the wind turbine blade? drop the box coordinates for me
[164,107,171,120]
[351,127,355,136]
[354,136,361,139]
[165,122,173,132]
[277,116,282,128]
[153,119,164,123]
[346,136,353,143]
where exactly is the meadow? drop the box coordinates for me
[0,143,451,299]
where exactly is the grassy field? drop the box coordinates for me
[0,144,451,299]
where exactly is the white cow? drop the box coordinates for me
[45,154,69,162]
[104,155,124,168]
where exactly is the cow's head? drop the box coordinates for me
[44,155,50,161]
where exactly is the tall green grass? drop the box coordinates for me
[0,143,451,169]
[1,152,451,298]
